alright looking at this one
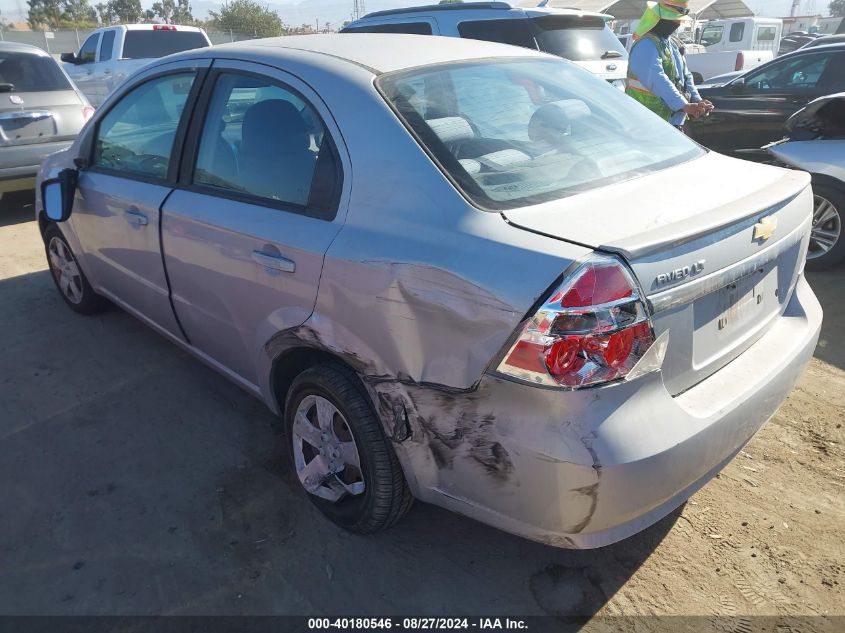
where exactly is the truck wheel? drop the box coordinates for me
[43,224,108,315]
[284,363,413,533]
[806,184,844,271]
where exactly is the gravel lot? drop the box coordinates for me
[1,192,842,621]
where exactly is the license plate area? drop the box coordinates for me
[0,112,55,143]
[693,262,781,368]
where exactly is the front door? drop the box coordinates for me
[161,62,348,387]
[70,67,206,339]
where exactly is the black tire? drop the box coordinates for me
[806,183,845,271]
[284,363,413,533]
[43,224,109,315]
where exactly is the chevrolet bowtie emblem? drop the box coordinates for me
[753,216,777,241]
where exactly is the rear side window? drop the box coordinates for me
[531,15,627,61]
[122,31,209,59]
[192,72,340,214]
[93,73,195,179]
[343,22,432,35]
[100,30,116,61]
[0,51,72,92]
[458,19,538,49]
[729,22,745,42]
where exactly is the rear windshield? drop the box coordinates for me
[532,16,627,61]
[122,30,209,59]
[0,51,72,92]
[378,58,702,210]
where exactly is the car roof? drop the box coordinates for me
[204,33,545,74]
[356,1,609,21]
[0,41,53,55]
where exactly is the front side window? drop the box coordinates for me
[378,59,702,209]
[93,73,195,179]
[193,72,338,211]
[458,19,538,49]
[100,30,116,62]
[78,33,100,63]
[700,25,723,46]
[745,53,832,90]
[0,52,72,92]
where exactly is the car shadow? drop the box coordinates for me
[806,270,843,371]
[0,267,676,617]
[0,191,36,227]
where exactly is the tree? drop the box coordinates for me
[62,0,97,24]
[152,0,193,24]
[830,0,845,17]
[27,0,63,29]
[104,0,142,22]
[209,0,284,37]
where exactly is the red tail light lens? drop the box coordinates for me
[735,51,744,71]
[82,106,95,123]
[496,255,657,389]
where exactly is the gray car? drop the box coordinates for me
[36,34,822,548]
[0,42,92,195]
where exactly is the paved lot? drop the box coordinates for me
[1,192,843,618]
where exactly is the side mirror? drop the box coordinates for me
[729,78,746,94]
[60,52,77,64]
[41,169,78,222]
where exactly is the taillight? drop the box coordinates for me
[496,255,657,389]
[82,106,95,123]
[735,52,744,71]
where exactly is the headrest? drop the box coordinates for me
[426,116,474,144]
[528,99,591,142]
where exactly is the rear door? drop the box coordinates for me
[70,61,210,339]
[161,60,348,387]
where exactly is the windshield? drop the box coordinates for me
[0,51,72,92]
[378,58,702,210]
[531,15,627,61]
[122,30,209,59]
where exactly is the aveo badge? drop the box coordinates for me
[9,95,23,105]
[655,260,705,287]
[753,216,778,241]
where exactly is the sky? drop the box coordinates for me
[0,0,833,26]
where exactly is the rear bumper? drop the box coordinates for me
[397,275,821,548]
[0,140,74,193]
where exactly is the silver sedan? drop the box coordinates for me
[36,34,822,548]
[0,42,92,195]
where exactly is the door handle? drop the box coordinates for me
[124,210,148,226]
[252,250,296,273]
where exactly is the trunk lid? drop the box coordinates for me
[502,152,812,394]
[0,90,85,147]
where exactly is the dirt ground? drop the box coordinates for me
[0,192,842,623]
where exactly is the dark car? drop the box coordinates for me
[801,34,845,49]
[687,43,845,160]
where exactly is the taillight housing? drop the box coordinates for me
[496,255,657,389]
[82,106,95,123]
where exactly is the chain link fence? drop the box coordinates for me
[0,27,269,56]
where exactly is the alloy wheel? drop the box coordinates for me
[48,237,84,305]
[292,394,365,502]
[808,194,841,260]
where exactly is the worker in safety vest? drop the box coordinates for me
[626,0,714,129]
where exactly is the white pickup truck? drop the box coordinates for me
[685,17,782,83]
[61,24,211,107]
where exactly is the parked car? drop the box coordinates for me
[800,33,845,49]
[695,69,744,88]
[766,92,845,269]
[0,42,93,197]
[778,34,819,56]
[685,16,781,83]
[61,24,211,107]
[341,2,628,87]
[687,43,845,160]
[36,34,821,548]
